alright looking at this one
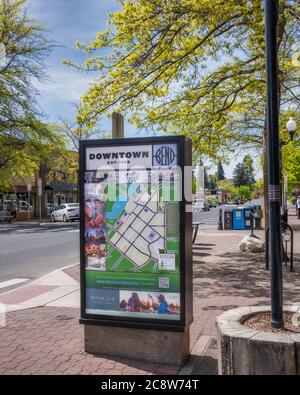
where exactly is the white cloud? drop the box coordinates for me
[35,69,95,103]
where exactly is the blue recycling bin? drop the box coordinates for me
[233,207,245,230]
[243,207,253,230]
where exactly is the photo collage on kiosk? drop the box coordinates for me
[84,171,107,271]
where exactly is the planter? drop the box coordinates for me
[216,306,300,375]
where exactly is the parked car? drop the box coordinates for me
[208,200,217,208]
[50,203,79,222]
[192,199,210,212]
[47,203,55,216]
[3,200,32,212]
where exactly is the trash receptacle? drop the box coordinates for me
[243,207,253,230]
[233,207,244,230]
[224,210,233,230]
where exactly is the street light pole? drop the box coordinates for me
[264,0,283,328]
[279,119,297,225]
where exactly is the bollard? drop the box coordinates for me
[218,208,223,230]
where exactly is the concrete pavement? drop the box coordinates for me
[0,222,79,290]
[0,213,299,375]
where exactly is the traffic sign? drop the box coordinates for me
[37,178,42,196]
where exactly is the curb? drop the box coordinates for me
[0,263,80,313]
[216,305,300,375]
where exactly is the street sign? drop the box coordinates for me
[37,178,42,196]
[79,136,193,331]
[27,184,32,192]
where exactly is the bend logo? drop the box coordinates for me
[153,144,177,167]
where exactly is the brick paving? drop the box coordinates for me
[0,213,300,375]
[0,307,179,375]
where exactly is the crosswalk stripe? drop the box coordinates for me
[0,278,29,290]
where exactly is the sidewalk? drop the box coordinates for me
[0,216,299,375]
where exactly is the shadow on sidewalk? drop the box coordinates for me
[192,249,300,303]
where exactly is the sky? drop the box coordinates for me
[27,0,262,179]
[28,0,121,132]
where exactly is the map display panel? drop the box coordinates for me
[84,143,181,321]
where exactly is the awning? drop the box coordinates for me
[46,181,77,192]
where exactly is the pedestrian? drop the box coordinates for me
[10,202,17,222]
[296,196,300,219]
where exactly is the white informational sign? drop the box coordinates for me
[37,178,42,196]
[86,145,153,170]
[158,254,176,271]
[27,184,32,192]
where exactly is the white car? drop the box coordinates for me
[50,203,79,222]
[192,199,210,212]
[3,200,32,212]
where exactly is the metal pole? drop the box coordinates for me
[39,196,42,222]
[28,190,30,222]
[264,0,283,328]
[218,208,223,230]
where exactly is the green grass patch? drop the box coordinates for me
[166,239,180,251]
[114,257,136,272]
[106,244,123,271]
[136,259,156,273]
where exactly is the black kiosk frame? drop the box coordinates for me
[79,136,193,332]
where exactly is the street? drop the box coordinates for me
[193,206,219,229]
[0,208,219,293]
[0,222,79,292]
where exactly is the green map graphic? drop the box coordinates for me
[104,176,180,275]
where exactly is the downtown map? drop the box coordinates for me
[84,143,182,320]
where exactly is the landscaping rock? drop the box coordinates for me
[238,235,265,253]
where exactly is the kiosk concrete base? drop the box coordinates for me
[84,325,190,366]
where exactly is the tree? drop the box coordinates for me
[233,163,246,187]
[208,174,217,191]
[233,155,256,187]
[280,113,300,184]
[234,185,252,201]
[216,162,225,181]
[0,0,58,187]
[46,150,78,185]
[243,154,255,186]
[66,0,299,164]
[218,178,235,193]
[252,178,264,198]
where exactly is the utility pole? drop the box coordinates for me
[112,112,124,139]
[264,0,283,328]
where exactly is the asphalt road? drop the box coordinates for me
[0,222,79,291]
[192,206,220,229]
[0,208,219,292]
